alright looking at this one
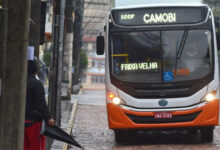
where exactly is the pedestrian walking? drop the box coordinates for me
[24,60,55,150]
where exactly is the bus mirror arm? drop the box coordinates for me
[96,34,105,55]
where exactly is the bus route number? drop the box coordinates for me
[121,14,135,20]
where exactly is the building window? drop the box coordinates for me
[82,76,86,83]
[93,43,96,50]
[92,61,95,67]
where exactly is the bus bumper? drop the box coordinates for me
[107,100,219,129]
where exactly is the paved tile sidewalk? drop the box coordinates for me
[50,97,76,150]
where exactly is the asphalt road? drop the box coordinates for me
[70,90,220,150]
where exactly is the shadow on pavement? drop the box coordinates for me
[116,130,203,146]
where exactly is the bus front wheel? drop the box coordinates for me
[114,130,135,143]
[114,130,127,143]
[200,126,214,143]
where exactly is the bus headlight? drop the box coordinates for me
[113,97,121,105]
[205,93,216,102]
[107,92,125,105]
[202,90,217,102]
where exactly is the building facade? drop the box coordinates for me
[82,37,105,90]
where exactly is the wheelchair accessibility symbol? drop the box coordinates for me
[163,71,173,81]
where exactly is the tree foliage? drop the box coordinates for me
[203,0,220,17]
[80,50,88,74]
[213,9,220,17]
[203,0,220,9]
[43,51,51,67]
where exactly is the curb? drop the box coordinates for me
[61,99,78,150]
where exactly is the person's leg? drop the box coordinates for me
[40,135,46,150]
[23,127,31,150]
[29,122,42,150]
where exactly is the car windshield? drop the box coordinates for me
[110,30,212,83]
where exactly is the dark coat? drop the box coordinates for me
[25,74,51,122]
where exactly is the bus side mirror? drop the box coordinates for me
[96,35,104,55]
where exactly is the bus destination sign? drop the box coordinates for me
[111,7,208,26]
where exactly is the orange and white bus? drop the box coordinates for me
[96,4,220,143]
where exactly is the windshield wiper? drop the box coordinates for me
[177,30,188,58]
[174,30,188,71]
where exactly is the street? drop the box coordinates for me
[68,90,220,150]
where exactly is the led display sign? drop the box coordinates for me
[111,6,208,26]
[143,12,176,24]
[120,62,159,71]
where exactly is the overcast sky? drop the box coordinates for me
[115,0,202,7]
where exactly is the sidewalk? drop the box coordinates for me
[50,94,78,150]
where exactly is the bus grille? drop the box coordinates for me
[126,111,201,124]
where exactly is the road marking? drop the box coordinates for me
[62,99,78,150]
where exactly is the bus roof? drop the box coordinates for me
[112,3,209,10]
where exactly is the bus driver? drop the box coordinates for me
[186,42,198,57]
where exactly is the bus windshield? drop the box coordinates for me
[110,30,212,83]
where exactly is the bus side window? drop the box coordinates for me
[215,18,220,50]
[217,28,220,50]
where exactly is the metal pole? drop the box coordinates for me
[49,0,60,124]
[56,0,65,124]
[49,0,65,125]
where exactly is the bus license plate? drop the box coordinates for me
[154,112,172,119]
